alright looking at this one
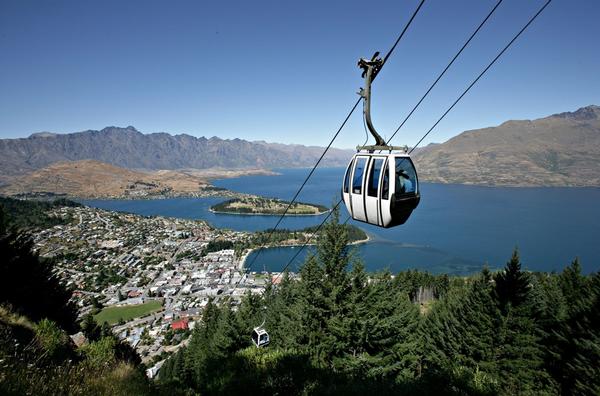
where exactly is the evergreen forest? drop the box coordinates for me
[0,199,598,395]
[159,210,600,395]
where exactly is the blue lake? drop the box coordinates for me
[81,167,600,275]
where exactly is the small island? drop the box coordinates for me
[210,197,329,216]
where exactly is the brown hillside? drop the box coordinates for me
[413,105,600,187]
[0,160,210,198]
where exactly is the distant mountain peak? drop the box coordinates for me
[99,125,140,134]
[552,105,600,121]
[29,132,57,138]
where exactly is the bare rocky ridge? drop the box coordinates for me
[412,105,600,186]
[0,160,271,199]
[0,126,353,184]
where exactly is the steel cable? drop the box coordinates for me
[271,0,552,284]
[234,0,427,290]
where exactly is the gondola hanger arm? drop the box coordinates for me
[358,52,387,149]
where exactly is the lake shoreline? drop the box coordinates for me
[240,233,371,273]
[79,168,600,274]
[208,207,331,217]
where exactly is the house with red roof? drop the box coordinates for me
[171,318,189,331]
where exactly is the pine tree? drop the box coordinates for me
[297,254,328,363]
[315,208,355,367]
[100,321,112,338]
[495,249,531,313]
[181,298,223,391]
[316,208,350,286]
[232,290,262,343]
[419,272,500,395]
[455,268,499,374]
[558,258,590,316]
[550,268,600,395]
[80,314,101,341]
[565,273,600,395]
[368,272,421,381]
[327,259,369,375]
[420,281,468,371]
[493,250,556,394]
[264,272,302,349]
[335,260,369,359]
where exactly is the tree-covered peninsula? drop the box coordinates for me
[210,196,329,215]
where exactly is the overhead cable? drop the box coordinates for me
[271,0,552,283]
[238,0,427,282]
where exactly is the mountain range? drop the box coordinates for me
[0,105,599,192]
[412,105,600,186]
[0,126,353,184]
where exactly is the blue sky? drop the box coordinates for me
[1,0,598,148]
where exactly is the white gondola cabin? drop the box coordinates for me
[251,325,270,348]
[341,52,421,227]
[342,152,420,228]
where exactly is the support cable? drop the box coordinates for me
[408,0,551,154]
[385,0,504,147]
[271,0,551,284]
[237,0,427,284]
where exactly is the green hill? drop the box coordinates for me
[211,197,329,215]
[0,196,80,231]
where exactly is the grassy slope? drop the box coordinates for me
[94,300,163,325]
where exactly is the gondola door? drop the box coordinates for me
[350,156,368,222]
[341,158,353,218]
[364,157,384,226]
[379,158,393,227]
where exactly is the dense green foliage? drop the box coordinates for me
[253,224,366,245]
[234,224,367,259]
[160,210,600,395]
[211,197,329,214]
[202,239,235,255]
[297,223,368,243]
[0,196,80,231]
